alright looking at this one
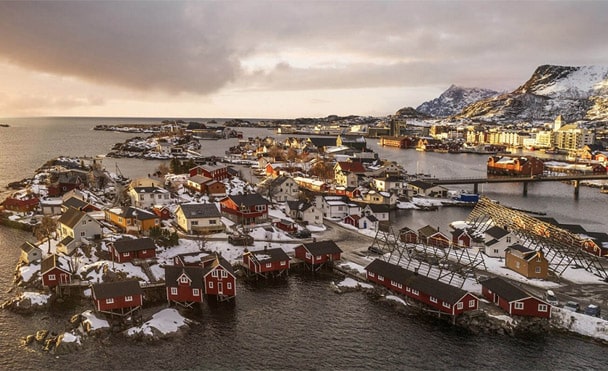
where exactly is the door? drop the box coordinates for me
[218,281,223,295]
[60,273,69,284]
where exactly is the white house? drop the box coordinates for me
[174,203,224,234]
[128,186,171,209]
[361,204,390,222]
[268,176,300,202]
[483,226,519,258]
[57,207,102,255]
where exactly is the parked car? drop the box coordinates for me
[584,304,601,317]
[563,301,580,313]
[293,229,311,238]
[368,245,384,254]
[545,290,559,306]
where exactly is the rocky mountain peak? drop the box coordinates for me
[416,85,498,118]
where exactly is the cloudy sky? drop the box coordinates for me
[0,1,606,119]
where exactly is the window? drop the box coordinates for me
[106,298,114,304]
[80,231,86,237]
[209,219,217,224]
[412,289,419,296]
[378,275,384,281]
[406,287,411,292]
[305,252,311,259]
[221,270,228,278]
[442,302,451,308]
[82,220,87,225]
[191,221,199,226]
[515,261,520,269]
[208,282,214,288]
[179,276,189,284]
[193,289,200,296]
[171,287,177,295]
[391,280,398,287]
[369,272,375,277]
[469,300,476,308]
[125,296,133,302]
[227,282,232,290]
[538,304,548,312]
[430,297,438,303]
[212,270,218,278]
[255,205,266,212]
[123,252,130,257]
[48,274,56,281]
[316,255,322,260]
[506,236,511,243]
[457,302,463,310]
[280,261,286,266]
[535,266,541,273]
[266,263,273,268]
[493,249,498,254]
[514,302,524,310]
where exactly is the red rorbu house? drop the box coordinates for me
[242,247,290,279]
[1,195,39,213]
[41,254,72,289]
[399,227,418,244]
[365,259,478,320]
[91,280,144,317]
[272,219,297,234]
[417,225,450,248]
[201,254,236,301]
[581,232,608,257]
[480,277,551,318]
[343,214,361,228]
[164,265,205,308]
[109,237,157,263]
[451,229,472,248]
[294,240,342,271]
[219,193,270,225]
[189,164,230,181]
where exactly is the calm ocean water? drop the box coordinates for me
[0,117,607,369]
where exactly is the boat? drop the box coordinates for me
[0,123,9,127]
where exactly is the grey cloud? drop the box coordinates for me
[1,1,607,95]
[0,92,105,115]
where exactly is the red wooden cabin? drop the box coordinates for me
[242,247,290,279]
[41,254,72,288]
[165,265,205,307]
[365,259,479,317]
[201,254,236,301]
[480,277,551,318]
[294,240,342,271]
[91,280,143,315]
[110,237,157,263]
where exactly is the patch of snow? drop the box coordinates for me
[80,310,109,331]
[60,332,81,344]
[20,291,51,306]
[126,308,190,336]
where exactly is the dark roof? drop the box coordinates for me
[363,203,390,213]
[41,254,70,274]
[269,176,295,187]
[124,207,158,220]
[164,265,204,289]
[417,225,439,238]
[536,217,560,226]
[308,137,337,147]
[301,240,342,255]
[365,259,470,305]
[484,226,509,239]
[247,247,290,263]
[20,241,41,253]
[112,238,157,253]
[363,214,379,222]
[132,186,168,194]
[586,232,608,244]
[63,196,88,210]
[451,229,468,237]
[479,277,531,302]
[408,180,436,190]
[91,280,143,299]
[58,207,87,228]
[225,193,270,207]
[178,203,221,219]
[506,244,533,254]
[556,224,588,235]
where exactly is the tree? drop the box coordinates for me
[34,215,58,254]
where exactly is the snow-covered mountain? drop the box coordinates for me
[416,85,498,118]
[456,65,608,123]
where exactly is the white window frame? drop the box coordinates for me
[179,276,189,284]
[514,302,524,310]
[265,263,273,268]
[106,298,114,304]
[227,282,232,290]
[125,295,133,302]
[212,270,218,278]
[368,272,375,277]
[535,266,541,273]
[457,302,463,310]
[538,304,548,312]
[430,296,438,303]
[193,288,200,296]
[208,281,214,289]
[442,302,451,308]
[378,275,384,282]
[221,270,228,278]
[170,287,178,295]
[412,289,419,296]
[48,274,56,281]
[469,299,476,308]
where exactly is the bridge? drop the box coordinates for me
[426,174,608,197]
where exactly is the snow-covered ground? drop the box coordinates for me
[125,308,192,339]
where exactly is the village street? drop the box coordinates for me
[319,220,376,267]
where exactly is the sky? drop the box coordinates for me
[0,0,607,119]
